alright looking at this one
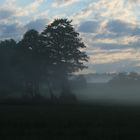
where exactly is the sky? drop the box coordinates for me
[0,0,140,73]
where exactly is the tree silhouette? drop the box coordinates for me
[41,19,88,97]
[0,39,17,94]
[0,18,89,101]
[109,72,140,85]
[17,29,44,97]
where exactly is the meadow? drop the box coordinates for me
[0,102,140,139]
[0,83,140,139]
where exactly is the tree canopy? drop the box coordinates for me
[41,19,88,73]
[40,19,88,95]
[0,18,89,100]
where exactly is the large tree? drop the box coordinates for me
[41,19,88,96]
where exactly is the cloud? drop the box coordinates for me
[78,19,140,37]
[128,0,140,3]
[0,9,15,20]
[86,47,140,73]
[90,48,140,64]
[78,19,140,73]
[0,22,24,40]
[25,18,48,32]
[0,0,44,17]
[0,18,48,41]
[91,60,140,73]
[72,0,140,24]
[52,0,79,8]
[106,20,140,35]
[80,19,140,49]
[15,0,44,16]
[72,2,98,22]
[78,21,99,33]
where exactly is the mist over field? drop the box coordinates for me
[1,0,140,139]
[67,73,139,105]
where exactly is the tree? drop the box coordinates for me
[129,72,139,81]
[0,39,16,48]
[0,39,18,94]
[109,72,140,85]
[41,19,88,97]
[17,29,44,97]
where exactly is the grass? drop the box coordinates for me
[0,102,140,139]
[1,83,140,139]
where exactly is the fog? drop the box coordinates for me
[72,73,140,105]
[75,85,140,105]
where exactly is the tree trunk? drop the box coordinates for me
[34,80,40,97]
[47,78,54,99]
[25,81,34,97]
[60,74,77,102]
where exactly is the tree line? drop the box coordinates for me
[109,72,140,85]
[0,19,88,100]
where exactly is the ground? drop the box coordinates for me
[0,102,140,139]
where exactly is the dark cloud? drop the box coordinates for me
[106,20,140,36]
[0,9,14,20]
[0,18,48,41]
[106,20,130,33]
[95,33,118,39]
[25,18,48,32]
[79,19,140,37]
[0,23,23,40]
[78,21,99,33]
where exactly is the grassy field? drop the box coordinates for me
[0,102,140,139]
[0,83,140,139]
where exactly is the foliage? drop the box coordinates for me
[40,19,88,96]
[41,19,88,73]
[0,18,88,101]
[0,39,18,93]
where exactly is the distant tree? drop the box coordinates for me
[129,72,139,81]
[0,39,16,48]
[41,19,88,97]
[109,72,140,85]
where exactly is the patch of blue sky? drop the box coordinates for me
[53,6,81,17]
[132,7,140,21]
[38,0,53,10]
[35,1,52,15]
[0,0,5,5]
[124,0,128,5]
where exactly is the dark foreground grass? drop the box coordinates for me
[0,102,140,140]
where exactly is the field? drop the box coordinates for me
[0,83,140,139]
[0,103,140,139]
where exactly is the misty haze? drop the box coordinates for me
[0,0,140,139]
